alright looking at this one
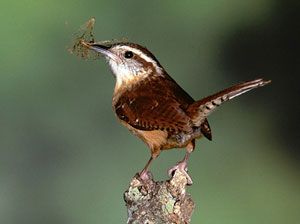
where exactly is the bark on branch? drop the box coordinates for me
[124,170,195,224]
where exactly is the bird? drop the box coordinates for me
[81,41,270,184]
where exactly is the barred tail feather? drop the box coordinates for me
[187,78,271,126]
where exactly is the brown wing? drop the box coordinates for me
[114,76,194,134]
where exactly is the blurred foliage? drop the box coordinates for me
[0,0,299,224]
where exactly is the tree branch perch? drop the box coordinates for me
[124,170,195,224]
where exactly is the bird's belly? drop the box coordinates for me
[164,125,204,150]
[162,132,199,150]
[118,119,202,152]
[118,119,168,148]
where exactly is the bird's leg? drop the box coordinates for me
[168,152,193,185]
[168,141,195,185]
[139,157,154,181]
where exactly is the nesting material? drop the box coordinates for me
[69,17,126,59]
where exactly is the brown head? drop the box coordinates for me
[85,42,164,90]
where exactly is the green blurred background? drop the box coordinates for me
[1,0,299,223]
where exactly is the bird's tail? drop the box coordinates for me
[187,78,271,126]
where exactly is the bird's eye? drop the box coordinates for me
[124,51,133,59]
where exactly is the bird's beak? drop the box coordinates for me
[81,41,117,60]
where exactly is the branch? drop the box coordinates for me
[124,170,195,224]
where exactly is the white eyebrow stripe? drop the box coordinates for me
[114,45,163,75]
[117,46,157,65]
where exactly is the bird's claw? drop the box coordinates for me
[139,170,152,182]
[168,162,193,185]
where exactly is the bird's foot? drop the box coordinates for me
[168,162,193,185]
[139,170,152,182]
[130,171,154,189]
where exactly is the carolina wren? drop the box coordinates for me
[82,41,270,184]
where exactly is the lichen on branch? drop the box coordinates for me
[124,170,195,224]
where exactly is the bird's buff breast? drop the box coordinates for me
[117,119,195,155]
[119,120,167,148]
